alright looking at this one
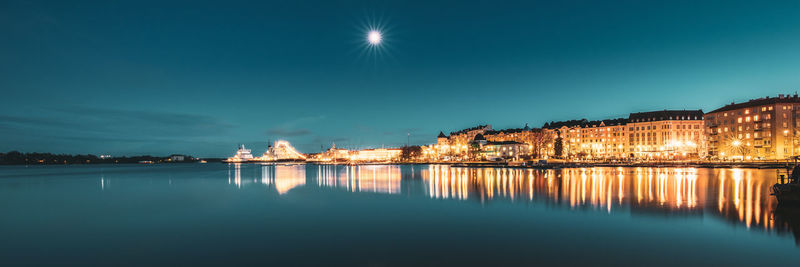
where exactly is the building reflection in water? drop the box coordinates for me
[228,164,306,194]
[317,165,401,194]
[223,163,797,243]
[423,165,782,235]
[263,164,306,194]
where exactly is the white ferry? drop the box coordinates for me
[225,144,255,163]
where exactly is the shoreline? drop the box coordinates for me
[223,160,791,170]
[2,161,791,170]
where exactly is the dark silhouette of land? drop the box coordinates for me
[0,151,222,165]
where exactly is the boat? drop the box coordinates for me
[224,144,255,163]
[771,156,800,205]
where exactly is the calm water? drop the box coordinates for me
[2,164,800,266]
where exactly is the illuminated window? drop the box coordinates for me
[746,133,750,139]
[762,107,766,111]
[737,117,742,123]
[745,109,750,114]
[754,115,759,121]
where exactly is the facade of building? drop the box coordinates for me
[311,143,351,162]
[543,110,705,159]
[349,148,402,162]
[426,124,544,161]
[704,94,800,160]
[479,140,528,160]
[428,125,493,161]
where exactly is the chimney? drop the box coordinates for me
[779,94,785,98]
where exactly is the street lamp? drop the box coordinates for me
[731,139,743,161]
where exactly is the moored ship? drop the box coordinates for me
[771,157,800,205]
[225,144,255,163]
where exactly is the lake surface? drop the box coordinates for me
[2,164,800,266]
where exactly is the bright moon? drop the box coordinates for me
[367,30,382,45]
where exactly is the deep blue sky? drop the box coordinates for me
[2,0,800,157]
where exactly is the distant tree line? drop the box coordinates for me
[0,151,203,165]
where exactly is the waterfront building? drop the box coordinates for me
[626,110,705,159]
[349,148,402,162]
[704,94,800,160]
[169,155,186,162]
[425,125,541,161]
[478,140,528,161]
[544,118,628,159]
[543,110,704,160]
[312,143,351,162]
[428,125,492,161]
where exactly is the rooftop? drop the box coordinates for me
[449,125,491,136]
[628,110,703,122]
[707,94,800,114]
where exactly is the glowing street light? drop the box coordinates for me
[731,140,741,147]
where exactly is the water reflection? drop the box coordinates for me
[228,164,306,194]
[222,164,796,244]
[317,165,401,194]
[422,166,786,238]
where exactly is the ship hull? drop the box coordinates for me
[773,183,800,206]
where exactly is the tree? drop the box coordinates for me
[526,130,554,159]
[554,135,563,159]
[401,146,422,161]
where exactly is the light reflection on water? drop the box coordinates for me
[3,163,800,265]
[228,164,799,244]
[316,165,401,194]
[423,166,782,232]
[229,163,307,194]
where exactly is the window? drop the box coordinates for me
[754,115,759,121]
[738,117,743,123]
[745,109,750,114]
[762,107,767,111]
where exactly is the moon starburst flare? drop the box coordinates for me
[368,30,382,45]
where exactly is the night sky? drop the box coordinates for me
[2,0,800,157]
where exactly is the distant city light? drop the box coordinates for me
[368,30,382,45]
